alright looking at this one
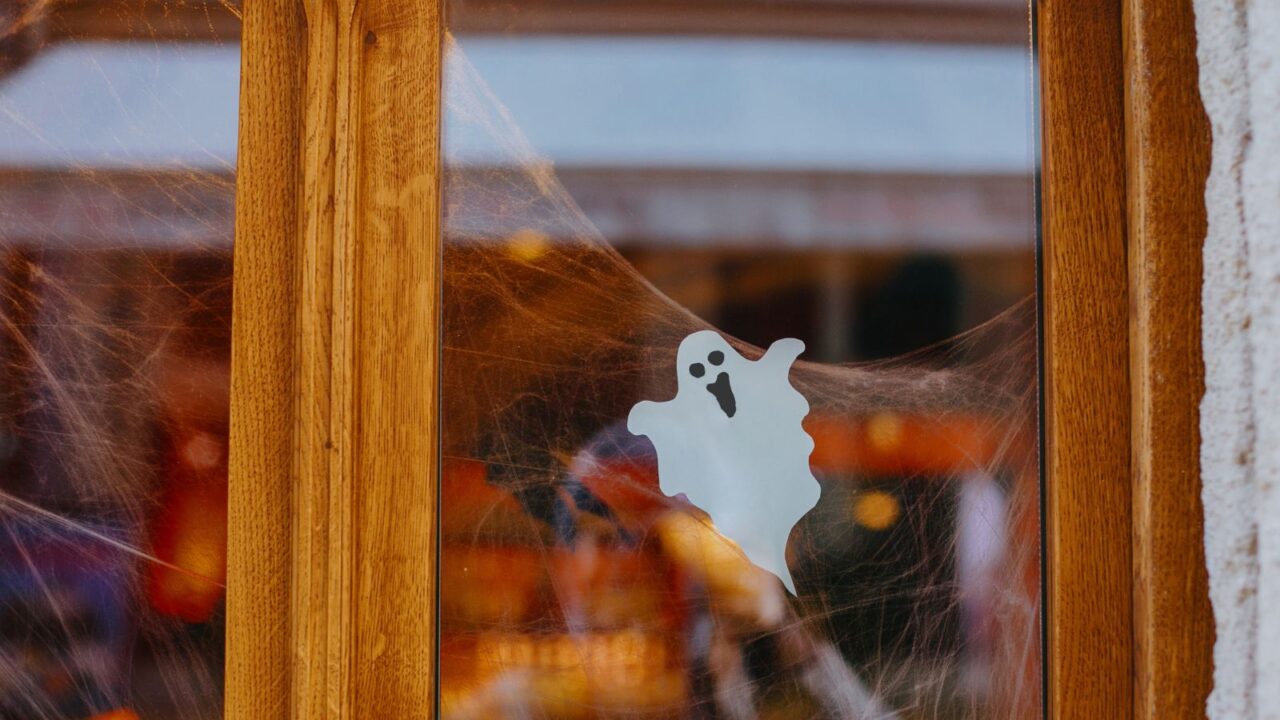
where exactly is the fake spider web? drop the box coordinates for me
[0,2,237,717]
[439,33,1041,720]
[0,4,1042,718]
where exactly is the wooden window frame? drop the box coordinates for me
[1040,2,1213,717]
[225,0,1213,717]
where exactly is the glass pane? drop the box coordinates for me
[441,1,1040,718]
[0,3,239,717]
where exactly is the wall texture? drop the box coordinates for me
[1196,0,1280,716]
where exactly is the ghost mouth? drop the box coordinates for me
[706,372,737,418]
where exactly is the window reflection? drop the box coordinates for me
[442,1,1039,718]
[0,4,238,716]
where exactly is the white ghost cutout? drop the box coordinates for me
[628,330,821,594]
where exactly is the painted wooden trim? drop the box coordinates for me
[1039,1,1135,717]
[1124,0,1215,717]
[227,0,443,715]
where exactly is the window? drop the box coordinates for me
[0,2,240,716]
[2,1,1214,718]
[439,2,1041,716]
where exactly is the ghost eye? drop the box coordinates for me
[708,351,724,366]
[689,363,706,378]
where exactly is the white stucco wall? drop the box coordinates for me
[1197,1,1280,716]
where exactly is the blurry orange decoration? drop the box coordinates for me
[87,710,140,720]
[147,429,229,623]
[572,455,670,530]
[806,412,1000,476]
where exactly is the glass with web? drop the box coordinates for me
[439,1,1042,718]
[0,2,239,717]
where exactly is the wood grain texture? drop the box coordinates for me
[347,0,442,712]
[1039,2,1134,717]
[292,0,345,715]
[1124,0,1215,716]
[225,0,305,717]
[228,0,442,715]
